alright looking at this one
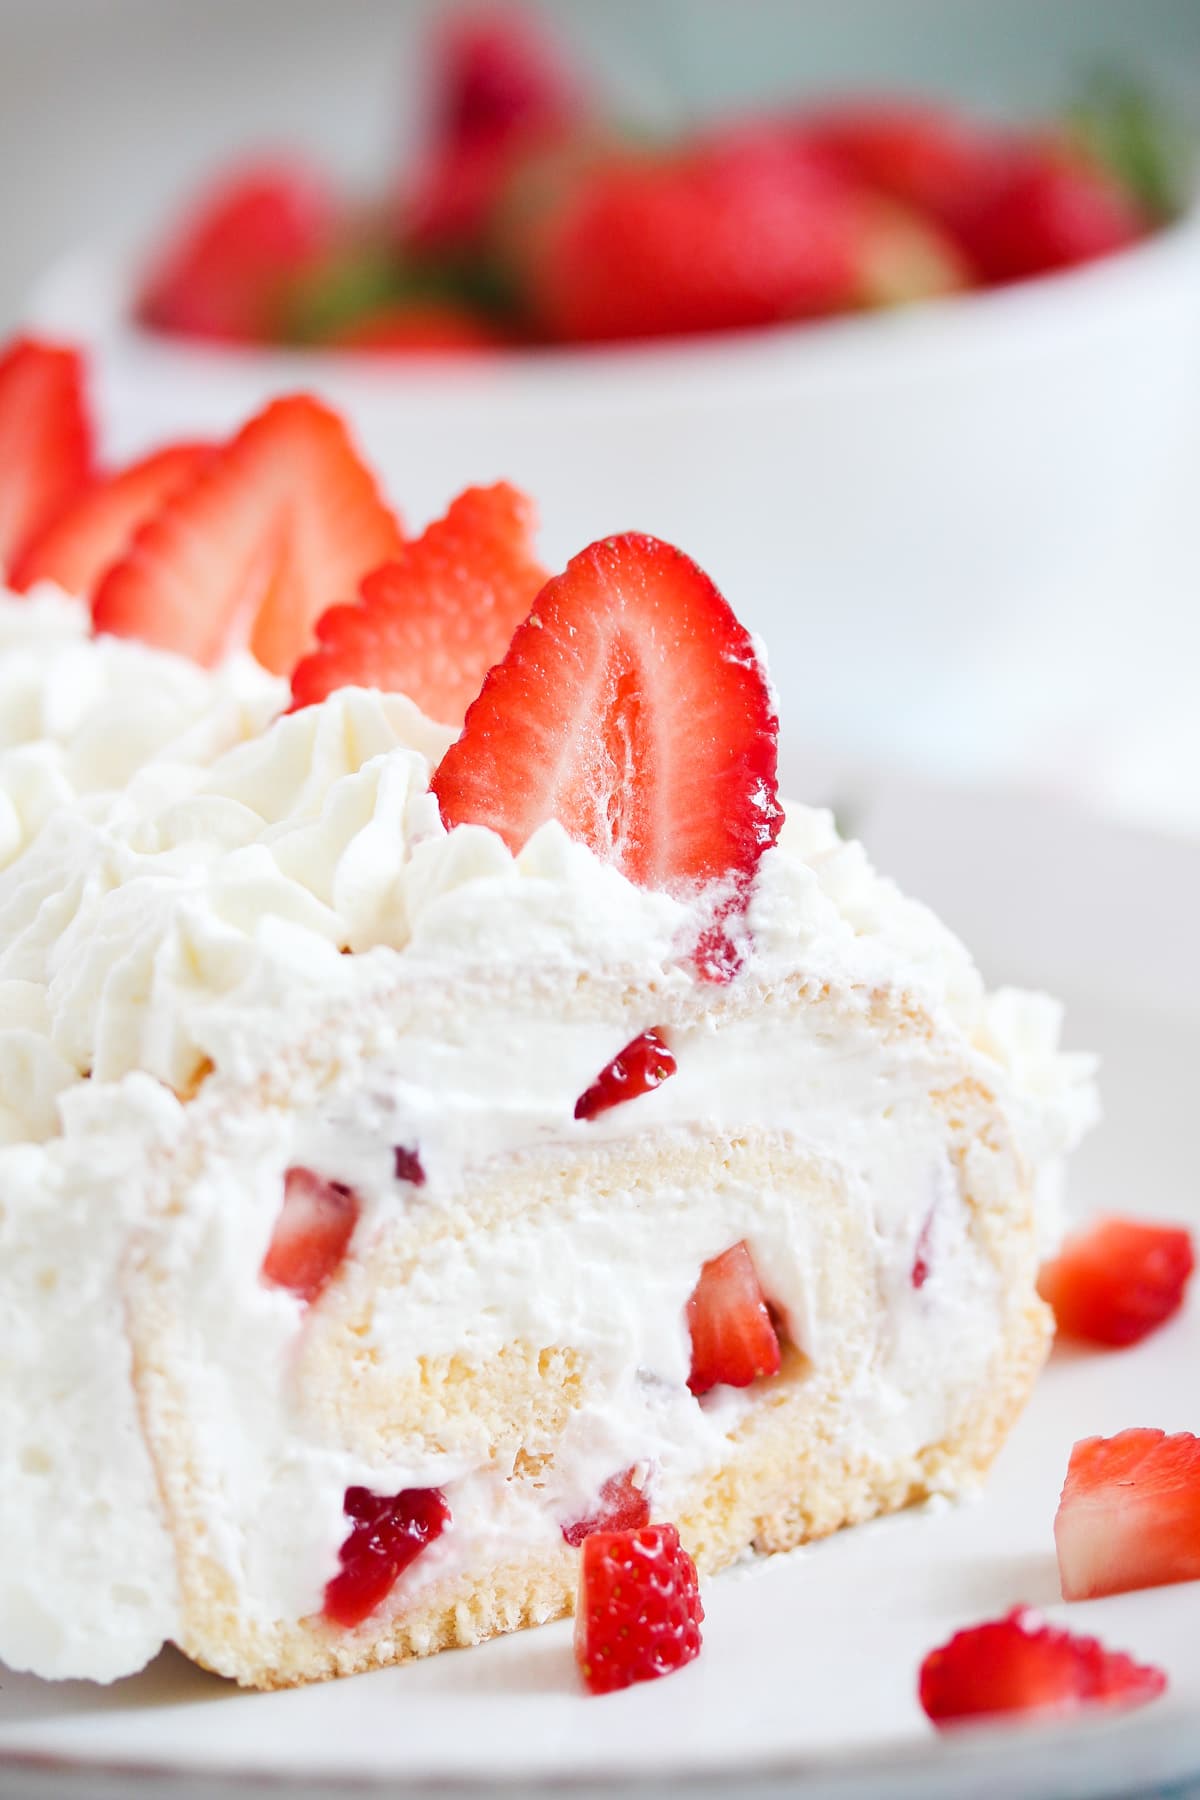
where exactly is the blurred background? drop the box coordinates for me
[2,0,1199,834]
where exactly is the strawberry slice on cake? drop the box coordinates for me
[92,394,402,672]
[0,337,92,577]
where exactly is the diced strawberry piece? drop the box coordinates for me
[92,394,402,673]
[574,1522,703,1695]
[291,482,544,724]
[686,1241,782,1397]
[323,1485,450,1629]
[1038,1216,1194,1347]
[11,442,212,595]
[393,1145,426,1185]
[949,143,1145,284]
[911,1210,934,1289]
[1055,1428,1200,1601]
[0,338,93,578]
[138,160,338,344]
[562,1467,651,1547]
[802,100,1004,224]
[261,1166,361,1304]
[328,303,509,353]
[431,533,782,908]
[574,1029,676,1122]
[919,1605,1166,1727]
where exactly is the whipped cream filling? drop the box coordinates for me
[0,607,1098,1683]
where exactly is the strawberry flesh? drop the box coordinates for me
[261,1167,360,1304]
[920,1605,1166,1726]
[12,442,212,596]
[323,1485,450,1629]
[431,532,782,910]
[574,1522,703,1695]
[0,337,92,578]
[291,481,545,725]
[91,394,402,673]
[393,1145,426,1185]
[1055,1428,1200,1601]
[687,1241,782,1396]
[574,1029,676,1122]
[562,1467,651,1548]
[1038,1216,1194,1347]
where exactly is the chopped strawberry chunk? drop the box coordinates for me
[393,1145,426,1185]
[11,442,212,596]
[1055,1428,1200,1601]
[323,1485,450,1629]
[562,1467,651,1548]
[261,1167,361,1304]
[686,1241,782,1397]
[920,1605,1166,1727]
[1038,1216,1194,1347]
[574,1522,703,1695]
[138,160,338,344]
[0,338,92,578]
[911,1210,934,1289]
[91,394,402,673]
[574,1029,676,1122]
[290,482,545,725]
[431,533,782,911]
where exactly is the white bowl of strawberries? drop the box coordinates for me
[26,14,1200,779]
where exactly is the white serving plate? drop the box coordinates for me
[1,766,1197,1800]
[27,219,1200,785]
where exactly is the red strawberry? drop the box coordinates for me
[803,100,1004,224]
[291,482,544,725]
[403,9,580,257]
[328,303,508,353]
[514,123,966,343]
[574,1522,703,1695]
[92,395,402,673]
[919,1605,1166,1727]
[11,442,212,595]
[431,533,782,904]
[686,1241,781,1397]
[950,142,1145,284]
[562,1467,651,1547]
[1055,1429,1200,1601]
[519,134,862,342]
[0,337,92,577]
[323,1485,450,1628]
[260,1166,361,1304]
[139,160,338,344]
[574,1029,676,1122]
[433,9,577,149]
[1038,1217,1194,1347]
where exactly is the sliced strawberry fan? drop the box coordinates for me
[92,394,403,673]
[431,531,782,913]
[12,442,213,596]
[292,481,546,724]
[0,337,93,577]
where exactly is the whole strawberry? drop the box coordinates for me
[574,1523,703,1695]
